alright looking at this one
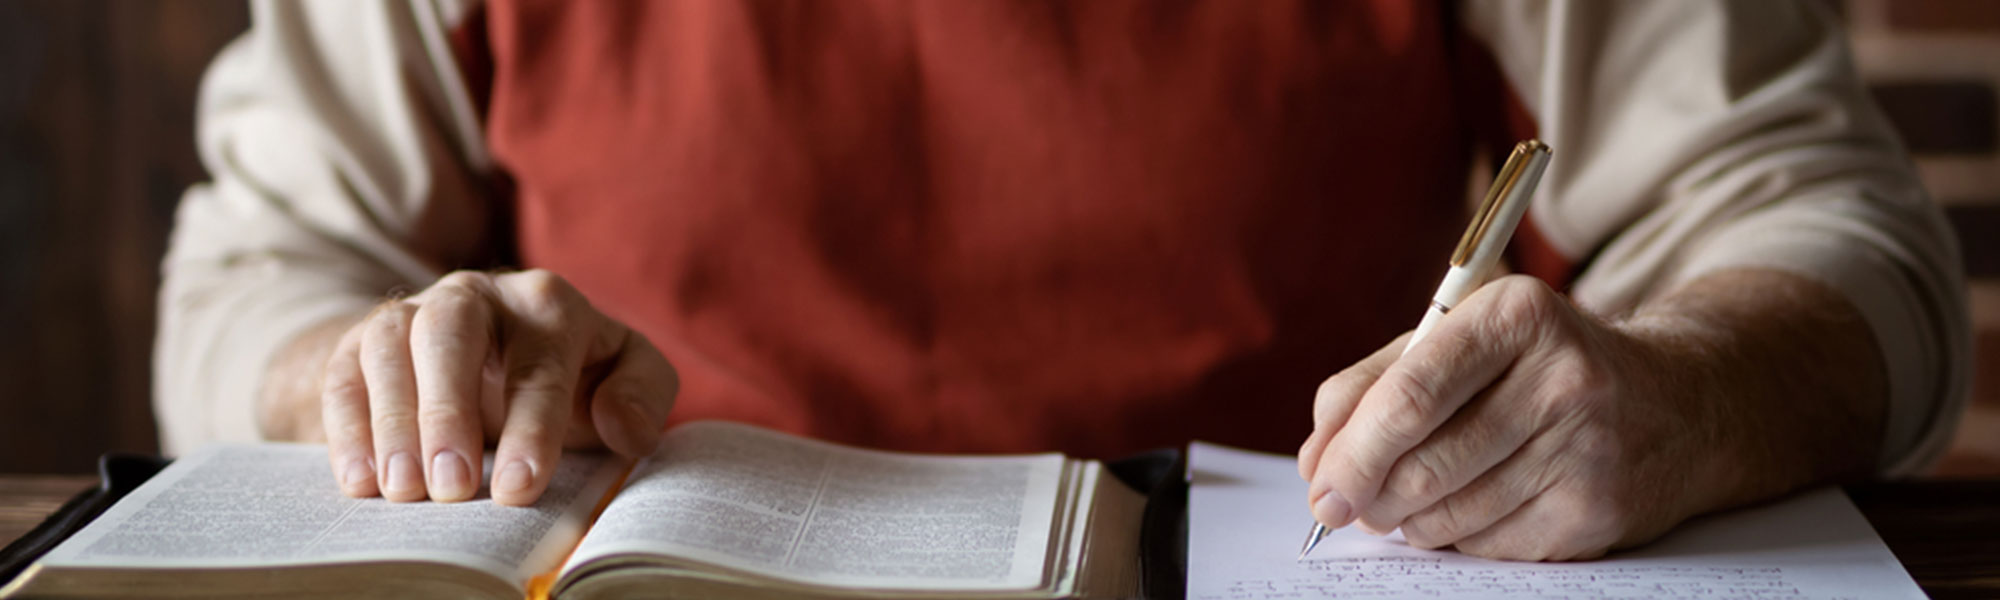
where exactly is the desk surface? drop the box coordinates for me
[0,475,1993,597]
[1847,480,2000,599]
[0,475,94,549]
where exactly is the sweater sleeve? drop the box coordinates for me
[1462,0,1970,476]
[154,0,496,455]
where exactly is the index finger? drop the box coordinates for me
[490,271,591,506]
[1298,331,1409,481]
[1308,287,1535,530]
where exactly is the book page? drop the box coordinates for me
[39,444,623,586]
[564,421,1065,591]
[1187,442,1927,600]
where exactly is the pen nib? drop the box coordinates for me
[1297,524,1329,561]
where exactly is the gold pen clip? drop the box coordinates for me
[1450,140,1550,267]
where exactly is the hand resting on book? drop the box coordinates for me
[261,269,680,506]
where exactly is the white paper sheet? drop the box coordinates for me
[1187,442,1926,599]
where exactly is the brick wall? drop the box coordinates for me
[1847,0,2000,477]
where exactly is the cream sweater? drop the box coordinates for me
[157,0,1967,475]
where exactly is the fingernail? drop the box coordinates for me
[429,450,472,501]
[497,460,535,497]
[624,399,662,449]
[342,457,373,490]
[1313,490,1352,528]
[384,452,421,498]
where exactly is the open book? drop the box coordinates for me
[0,421,1145,599]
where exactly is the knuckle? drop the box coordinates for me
[433,270,491,292]
[361,337,406,365]
[1388,452,1451,503]
[1507,533,1564,562]
[1491,276,1561,330]
[1548,360,1602,400]
[411,302,490,353]
[1315,376,1343,404]
[416,404,478,432]
[1454,536,1512,560]
[508,269,578,314]
[510,333,577,372]
[541,310,580,337]
[504,364,574,403]
[1313,376,1354,425]
[1571,502,1623,538]
[1330,445,1388,494]
[1495,274,1549,297]
[1567,421,1628,468]
[1373,374,1442,444]
[508,373,570,398]
[1402,500,1465,549]
[422,282,487,316]
[371,409,417,435]
[1539,358,1615,415]
[362,304,414,342]
[322,373,369,402]
[1551,492,1624,555]
[411,303,466,333]
[591,379,647,413]
[613,379,671,418]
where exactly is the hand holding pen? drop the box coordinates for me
[1294,135,1875,562]
[1300,141,1566,559]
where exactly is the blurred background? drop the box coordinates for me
[0,1,1994,476]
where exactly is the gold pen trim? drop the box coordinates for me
[1450,140,1549,267]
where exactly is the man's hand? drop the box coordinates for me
[272,269,678,506]
[1296,271,1883,561]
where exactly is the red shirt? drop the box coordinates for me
[470,0,1520,457]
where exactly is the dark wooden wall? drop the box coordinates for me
[0,1,249,472]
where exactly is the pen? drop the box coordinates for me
[1298,139,1553,561]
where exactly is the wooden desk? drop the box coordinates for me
[1848,480,2000,600]
[0,476,1994,597]
[0,476,95,549]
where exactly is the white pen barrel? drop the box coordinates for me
[1404,264,1483,356]
[1405,305,1447,358]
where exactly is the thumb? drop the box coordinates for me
[587,326,679,458]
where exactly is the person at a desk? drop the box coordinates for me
[153,0,1966,562]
